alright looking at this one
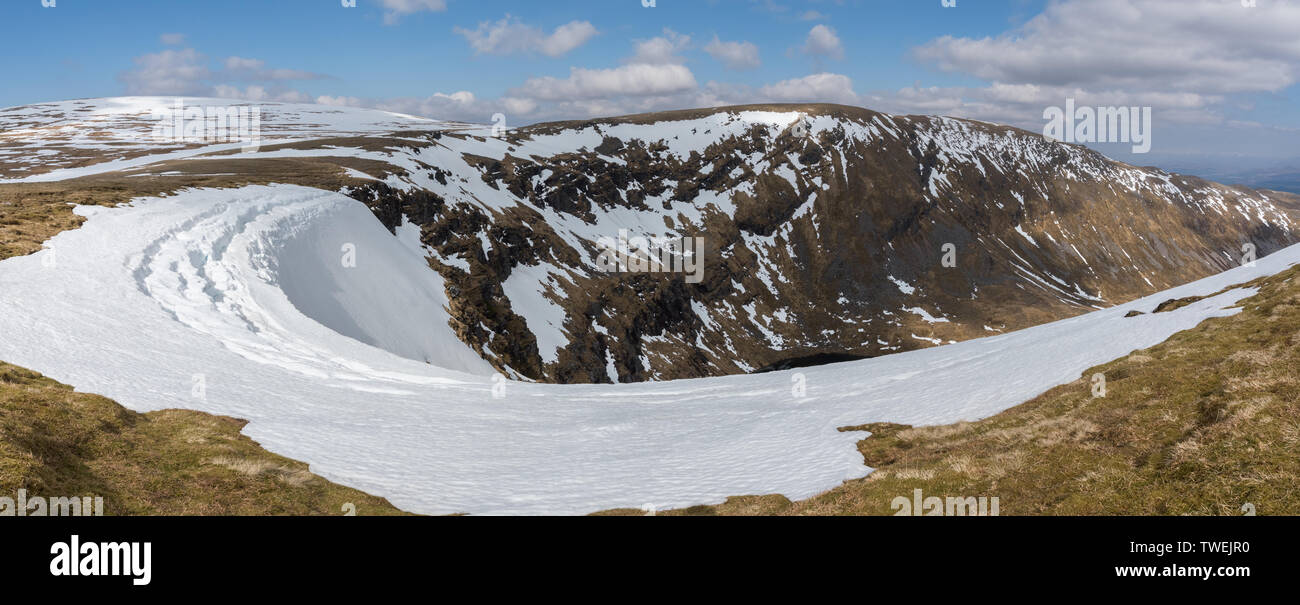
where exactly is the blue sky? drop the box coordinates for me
[4,0,1299,173]
[5,0,1040,103]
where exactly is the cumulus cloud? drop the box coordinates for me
[346,31,821,123]
[889,0,1300,131]
[112,0,1297,164]
[118,48,324,97]
[223,57,264,72]
[301,69,869,127]
[542,21,601,57]
[383,91,485,120]
[212,85,314,104]
[513,63,698,101]
[455,16,598,57]
[628,30,691,65]
[865,82,1228,134]
[801,25,843,60]
[112,20,859,129]
[118,48,212,96]
[914,0,1300,95]
[704,36,761,70]
[759,73,858,104]
[223,56,325,81]
[380,0,447,25]
[315,90,510,124]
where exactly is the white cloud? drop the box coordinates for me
[159,33,186,46]
[502,97,537,115]
[513,63,698,101]
[543,21,601,57]
[628,30,691,65]
[334,33,701,122]
[867,82,1227,133]
[883,0,1300,134]
[914,0,1300,95]
[118,48,211,96]
[119,49,323,97]
[316,91,505,125]
[115,0,1297,164]
[314,95,362,107]
[223,56,324,81]
[759,73,858,104]
[212,85,313,104]
[224,57,264,71]
[380,0,447,25]
[302,70,871,126]
[802,25,843,60]
[455,16,598,57]
[704,36,761,71]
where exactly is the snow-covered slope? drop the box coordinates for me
[0,97,445,182]
[1,183,1295,515]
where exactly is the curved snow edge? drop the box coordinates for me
[0,184,1293,514]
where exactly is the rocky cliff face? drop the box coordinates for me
[336,103,1300,383]
[11,98,1289,383]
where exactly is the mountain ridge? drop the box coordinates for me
[351,102,1300,382]
[4,98,1298,385]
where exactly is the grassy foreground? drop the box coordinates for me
[0,362,406,515]
[598,265,1300,515]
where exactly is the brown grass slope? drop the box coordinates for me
[0,154,395,259]
[0,362,407,515]
[597,263,1300,515]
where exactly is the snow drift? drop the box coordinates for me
[1,183,1295,514]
